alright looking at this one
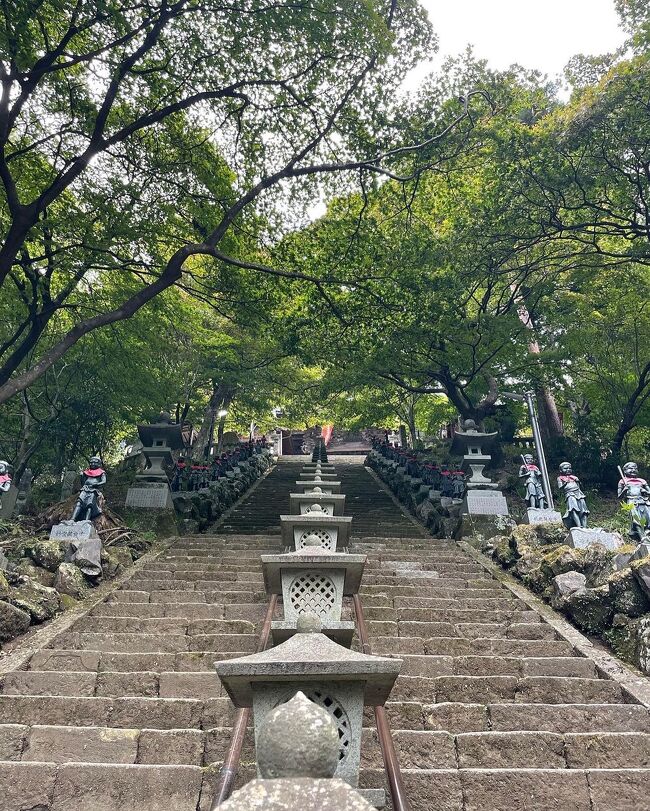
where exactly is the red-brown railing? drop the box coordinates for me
[211,591,410,811]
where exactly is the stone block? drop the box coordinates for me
[456,731,565,768]
[0,724,28,760]
[567,527,623,551]
[565,732,650,768]
[126,483,174,509]
[50,519,96,544]
[25,725,139,763]
[525,508,562,525]
[424,702,488,733]
[460,768,591,811]
[137,729,205,765]
[51,763,203,811]
[588,769,648,811]
[463,489,509,516]
[0,761,57,810]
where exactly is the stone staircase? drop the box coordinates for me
[0,457,648,810]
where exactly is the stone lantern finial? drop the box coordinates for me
[303,534,322,547]
[257,691,339,779]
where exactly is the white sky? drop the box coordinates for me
[408,0,626,88]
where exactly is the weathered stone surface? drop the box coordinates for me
[552,570,586,597]
[102,547,134,578]
[29,539,65,572]
[25,725,139,763]
[461,768,591,811]
[608,567,649,617]
[0,762,57,810]
[0,570,9,598]
[631,559,650,600]
[219,778,375,810]
[13,560,55,587]
[568,527,623,551]
[588,769,648,811]
[68,536,102,578]
[564,585,613,634]
[55,562,88,599]
[9,577,61,623]
[0,723,28,760]
[0,600,31,642]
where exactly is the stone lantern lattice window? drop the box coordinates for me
[298,530,334,549]
[275,686,351,763]
[289,573,338,617]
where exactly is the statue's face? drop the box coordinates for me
[89,457,101,468]
[559,463,572,474]
[624,462,638,476]
[0,461,7,473]
[523,455,534,464]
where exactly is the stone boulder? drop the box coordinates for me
[9,577,61,623]
[564,585,613,634]
[553,570,587,598]
[13,560,55,588]
[0,600,31,642]
[28,540,65,572]
[0,571,9,599]
[632,559,650,601]
[54,562,88,600]
[101,547,133,579]
[608,567,649,617]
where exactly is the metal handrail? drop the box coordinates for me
[210,594,278,808]
[353,593,411,811]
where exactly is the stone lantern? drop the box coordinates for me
[280,510,352,550]
[216,622,401,805]
[217,691,375,811]
[294,476,341,495]
[450,420,508,517]
[289,492,346,516]
[126,411,184,509]
[261,544,365,645]
[300,469,337,480]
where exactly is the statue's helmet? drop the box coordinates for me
[559,461,572,473]
[623,462,638,475]
[89,456,102,468]
[523,454,534,463]
[0,459,8,472]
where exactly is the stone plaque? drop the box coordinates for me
[126,484,173,509]
[50,520,98,542]
[463,490,509,516]
[526,508,563,525]
[568,527,623,552]
[0,485,18,519]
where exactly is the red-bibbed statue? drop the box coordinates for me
[557,462,589,528]
[518,454,547,509]
[618,461,650,543]
[71,456,107,522]
[0,460,12,504]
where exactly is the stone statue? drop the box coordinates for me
[0,460,11,496]
[518,454,547,509]
[451,471,465,499]
[618,462,650,543]
[557,462,589,528]
[71,456,106,522]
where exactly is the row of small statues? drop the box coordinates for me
[170,438,269,492]
[371,441,467,498]
[519,455,650,542]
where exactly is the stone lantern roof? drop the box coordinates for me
[261,548,366,595]
[280,514,352,547]
[216,630,402,707]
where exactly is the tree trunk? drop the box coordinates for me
[193,383,234,459]
[515,299,563,440]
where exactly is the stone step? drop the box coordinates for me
[79,617,254,635]
[0,695,234,729]
[49,632,256,654]
[0,670,223,699]
[91,602,269,623]
[29,649,247,673]
[358,767,647,811]
[391,674,623,704]
[0,761,204,810]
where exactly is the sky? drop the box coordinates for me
[407,0,626,89]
